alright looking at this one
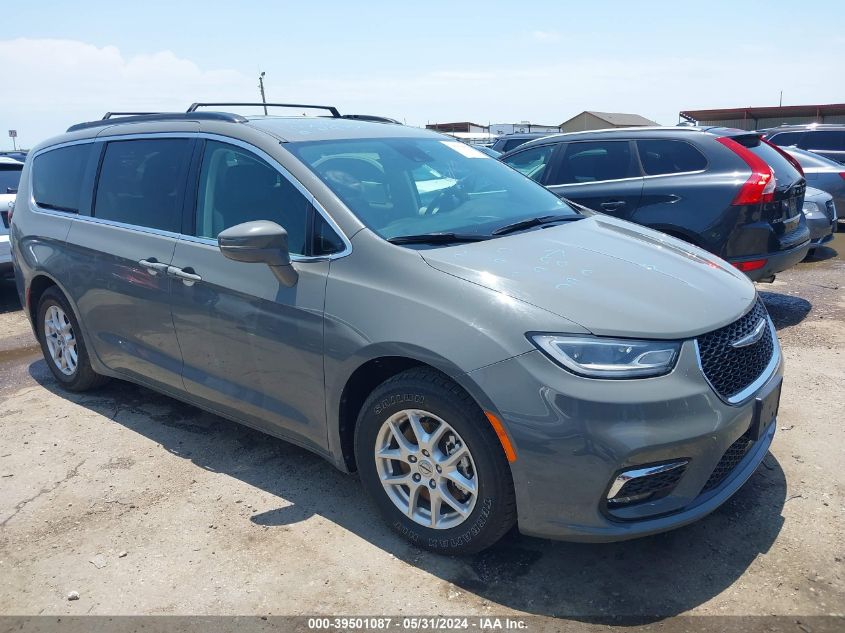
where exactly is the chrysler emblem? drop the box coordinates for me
[731,319,767,348]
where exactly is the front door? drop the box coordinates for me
[545,140,644,217]
[169,139,333,450]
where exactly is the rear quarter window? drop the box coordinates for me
[33,144,97,212]
[636,139,707,175]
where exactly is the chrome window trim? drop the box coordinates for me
[694,315,781,406]
[548,175,644,188]
[31,137,100,159]
[177,233,334,263]
[547,170,707,189]
[29,132,352,261]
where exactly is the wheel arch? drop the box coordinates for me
[26,271,109,375]
[329,349,501,473]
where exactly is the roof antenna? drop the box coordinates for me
[259,72,268,115]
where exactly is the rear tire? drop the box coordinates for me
[354,367,516,555]
[36,287,108,392]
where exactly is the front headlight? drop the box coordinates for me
[802,201,819,215]
[530,334,681,378]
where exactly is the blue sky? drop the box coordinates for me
[2,0,843,149]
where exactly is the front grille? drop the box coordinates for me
[608,464,688,507]
[697,299,774,400]
[702,433,753,493]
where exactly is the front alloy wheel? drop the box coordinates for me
[355,368,517,555]
[375,409,478,529]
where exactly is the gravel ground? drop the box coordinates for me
[0,235,843,625]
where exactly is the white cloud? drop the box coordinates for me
[1,37,842,148]
[531,30,561,42]
[0,38,253,148]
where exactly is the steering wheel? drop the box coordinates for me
[423,174,477,215]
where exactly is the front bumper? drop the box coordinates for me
[728,239,810,281]
[804,212,835,247]
[467,337,783,542]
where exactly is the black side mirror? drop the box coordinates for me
[218,220,298,287]
[5,187,16,195]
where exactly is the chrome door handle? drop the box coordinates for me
[167,265,202,286]
[600,200,626,211]
[138,259,170,276]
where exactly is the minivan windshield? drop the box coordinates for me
[286,137,578,240]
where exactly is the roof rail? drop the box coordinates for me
[102,112,162,119]
[187,102,341,117]
[340,114,401,124]
[66,111,248,133]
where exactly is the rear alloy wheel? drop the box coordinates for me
[43,304,78,376]
[36,287,108,392]
[355,368,517,554]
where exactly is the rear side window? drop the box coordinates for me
[0,164,22,194]
[94,139,192,232]
[802,131,845,151]
[768,131,804,147]
[33,144,96,212]
[548,141,636,185]
[501,145,555,182]
[636,139,707,175]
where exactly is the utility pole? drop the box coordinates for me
[779,90,783,107]
[258,72,268,115]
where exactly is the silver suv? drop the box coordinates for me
[11,104,784,554]
[1,156,24,277]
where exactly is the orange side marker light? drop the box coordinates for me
[484,411,517,463]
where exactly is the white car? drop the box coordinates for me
[0,156,23,277]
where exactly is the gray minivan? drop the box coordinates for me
[11,105,783,554]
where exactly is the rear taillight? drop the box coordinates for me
[762,138,804,177]
[839,173,845,181]
[732,259,768,273]
[716,136,776,205]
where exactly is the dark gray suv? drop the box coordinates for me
[500,126,810,281]
[764,124,845,165]
[11,105,783,554]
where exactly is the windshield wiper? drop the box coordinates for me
[491,214,582,236]
[387,232,490,245]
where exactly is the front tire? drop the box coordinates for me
[36,287,108,392]
[354,368,516,555]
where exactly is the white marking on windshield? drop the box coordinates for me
[440,141,489,159]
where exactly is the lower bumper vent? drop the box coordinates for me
[701,433,754,493]
[606,461,688,509]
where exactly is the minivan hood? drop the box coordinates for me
[420,216,756,339]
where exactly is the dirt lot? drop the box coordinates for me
[0,236,843,625]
